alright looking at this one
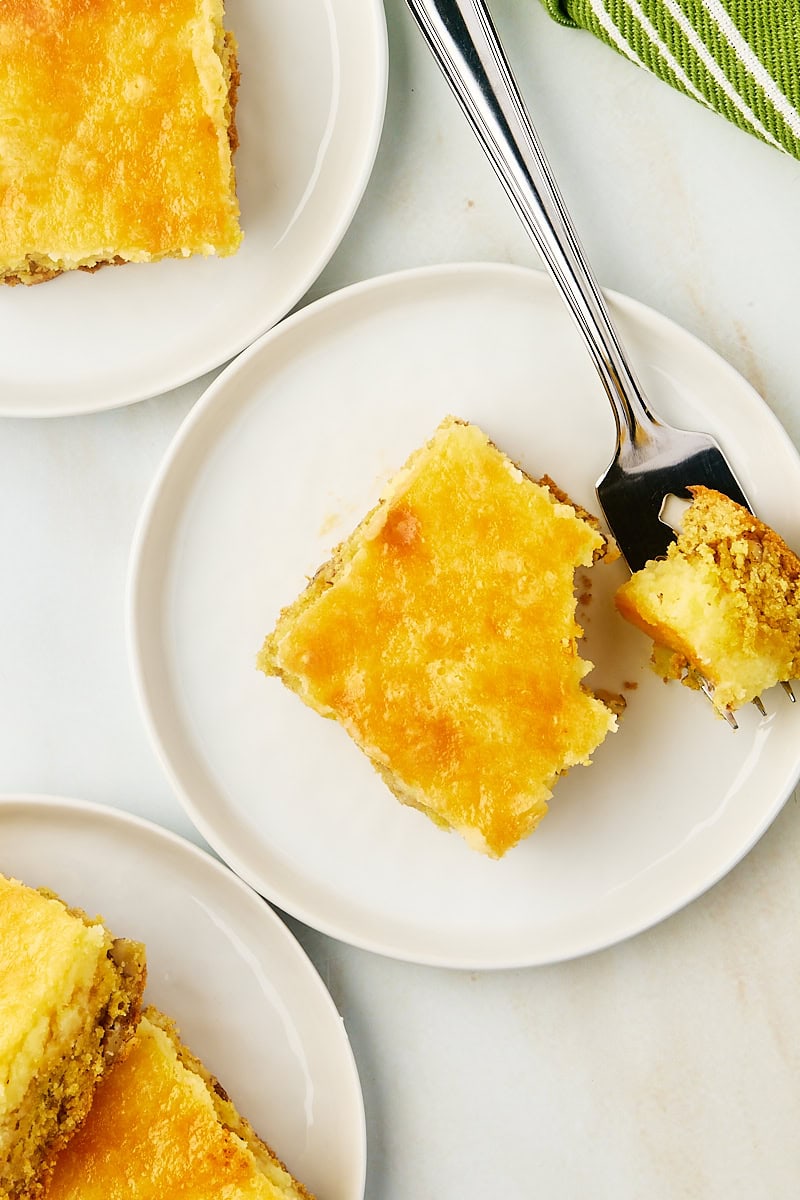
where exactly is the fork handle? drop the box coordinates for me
[405,0,658,450]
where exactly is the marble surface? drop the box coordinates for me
[2,1,800,1196]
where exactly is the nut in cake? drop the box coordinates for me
[259,417,618,858]
[44,1008,313,1200]
[615,486,800,713]
[0,0,241,285]
[0,874,146,1200]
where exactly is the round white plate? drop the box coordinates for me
[128,262,800,970]
[0,0,387,417]
[0,795,365,1200]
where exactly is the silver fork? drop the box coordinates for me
[404,0,794,726]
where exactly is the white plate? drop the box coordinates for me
[0,0,387,417]
[128,262,800,969]
[0,795,365,1199]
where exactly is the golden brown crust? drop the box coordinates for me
[225,33,241,155]
[2,261,61,287]
[687,484,800,595]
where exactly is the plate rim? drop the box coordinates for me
[126,259,800,970]
[0,791,368,1196]
[0,0,388,419]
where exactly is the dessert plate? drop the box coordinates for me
[0,0,387,417]
[128,262,800,969]
[0,794,366,1200]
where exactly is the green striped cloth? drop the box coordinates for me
[539,1,800,158]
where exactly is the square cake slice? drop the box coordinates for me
[44,1009,313,1200]
[615,485,800,714]
[259,417,618,858]
[0,874,146,1200]
[0,0,241,285]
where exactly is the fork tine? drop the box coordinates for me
[720,707,739,730]
[701,684,793,723]
[698,678,738,729]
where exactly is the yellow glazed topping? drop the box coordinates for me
[45,1016,308,1200]
[0,0,241,283]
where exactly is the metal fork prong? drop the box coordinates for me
[752,695,767,717]
[781,681,796,702]
[699,678,738,729]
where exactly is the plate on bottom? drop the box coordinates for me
[0,795,365,1200]
[128,262,800,969]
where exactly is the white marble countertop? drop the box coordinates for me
[2,1,800,1196]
